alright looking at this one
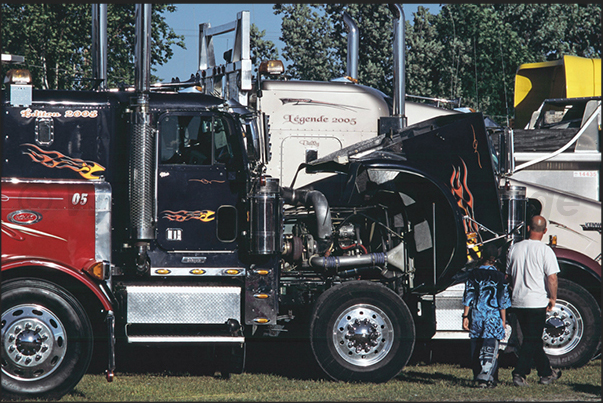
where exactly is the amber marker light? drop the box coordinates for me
[259,60,285,76]
[155,269,171,275]
[254,294,269,299]
[254,318,270,324]
[549,235,557,247]
[5,69,32,84]
[255,269,270,275]
[225,269,241,275]
[190,269,206,275]
[84,261,109,280]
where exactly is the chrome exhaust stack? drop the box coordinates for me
[129,4,155,273]
[343,11,359,81]
[380,4,407,134]
[91,4,107,90]
[390,3,406,126]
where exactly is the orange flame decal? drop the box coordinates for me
[450,159,479,235]
[471,125,482,169]
[189,179,226,185]
[22,144,105,180]
[162,210,215,222]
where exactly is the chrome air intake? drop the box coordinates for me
[249,177,282,255]
[500,185,527,243]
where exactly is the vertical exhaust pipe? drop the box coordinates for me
[91,4,107,90]
[342,12,359,81]
[130,3,154,271]
[389,4,406,127]
[129,4,154,274]
[134,4,152,95]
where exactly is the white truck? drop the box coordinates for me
[196,8,600,368]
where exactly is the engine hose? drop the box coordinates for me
[281,187,333,252]
[309,252,387,270]
[337,267,379,278]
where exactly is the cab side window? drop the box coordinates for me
[213,117,233,164]
[159,114,233,165]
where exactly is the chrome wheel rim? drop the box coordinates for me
[332,303,394,367]
[2,304,67,381]
[543,299,583,356]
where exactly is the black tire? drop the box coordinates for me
[544,278,600,368]
[310,281,415,382]
[1,279,93,400]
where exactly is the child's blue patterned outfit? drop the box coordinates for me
[463,264,511,386]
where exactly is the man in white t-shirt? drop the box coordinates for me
[506,215,561,387]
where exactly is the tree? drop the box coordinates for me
[433,3,601,119]
[405,6,444,100]
[326,3,394,93]
[274,3,394,89]
[499,3,601,61]
[273,4,339,81]
[250,24,279,74]
[1,4,185,90]
[274,3,600,120]
[433,4,521,116]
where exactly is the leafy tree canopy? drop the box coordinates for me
[1,3,185,89]
[273,3,601,120]
[250,23,279,74]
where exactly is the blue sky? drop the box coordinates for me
[154,3,442,82]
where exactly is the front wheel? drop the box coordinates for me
[310,281,415,382]
[544,278,600,368]
[1,279,93,400]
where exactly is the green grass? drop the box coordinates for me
[8,340,601,402]
[41,358,603,402]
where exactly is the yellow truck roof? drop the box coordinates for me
[513,55,601,128]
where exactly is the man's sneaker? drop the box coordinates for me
[539,368,562,385]
[513,374,529,386]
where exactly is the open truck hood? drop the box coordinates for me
[306,112,505,240]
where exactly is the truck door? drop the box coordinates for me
[156,112,239,255]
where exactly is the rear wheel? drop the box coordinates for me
[544,278,600,368]
[1,279,93,400]
[310,281,415,382]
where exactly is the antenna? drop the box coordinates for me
[445,6,459,101]
[499,38,510,127]
[474,36,478,111]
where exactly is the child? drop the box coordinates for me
[462,243,511,388]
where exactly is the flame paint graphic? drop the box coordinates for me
[1,220,67,242]
[470,125,482,168]
[279,98,367,111]
[189,179,226,185]
[22,144,105,180]
[450,159,479,235]
[162,210,215,222]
